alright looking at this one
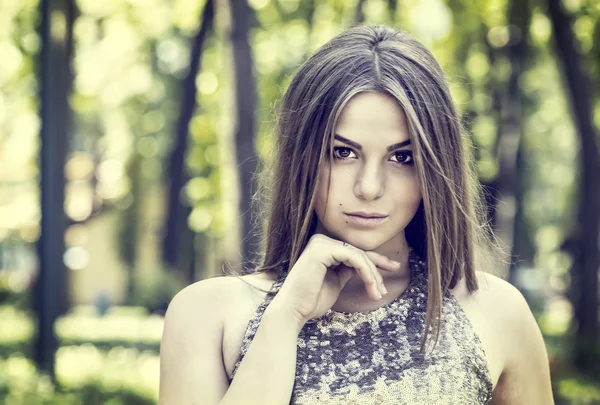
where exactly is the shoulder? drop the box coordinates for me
[160,275,262,376]
[164,272,278,326]
[168,276,238,308]
[451,270,520,312]
[470,271,554,404]
[472,271,536,334]
[451,271,532,365]
[165,272,273,315]
[469,271,541,353]
[163,277,236,332]
[159,272,280,404]
[473,271,525,309]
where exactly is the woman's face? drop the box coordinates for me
[314,91,422,252]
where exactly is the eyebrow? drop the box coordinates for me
[334,134,411,152]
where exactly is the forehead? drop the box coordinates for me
[334,91,410,143]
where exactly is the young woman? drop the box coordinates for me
[158,25,554,404]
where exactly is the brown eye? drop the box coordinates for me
[333,147,355,160]
[393,151,414,165]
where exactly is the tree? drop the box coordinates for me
[354,0,367,24]
[35,0,76,379]
[162,0,215,275]
[229,0,259,272]
[497,0,534,283]
[547,0,600,374]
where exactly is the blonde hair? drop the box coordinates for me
[236,25,503,354]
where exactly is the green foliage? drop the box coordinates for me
[0,306,34,357]
[54,345,158,402]
[0,305,163,404]
[1,304,162,354]
[0,272,30,310]
[1,0,600,403]
[55,305,163,348]
[0,356,157,405]
[557,379,600,405]
[0,357,56,405]
[129,268,186,313]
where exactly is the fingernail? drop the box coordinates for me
[391,260,400,267]
[381,284,388,295]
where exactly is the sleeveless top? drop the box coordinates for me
[228,250,493,404]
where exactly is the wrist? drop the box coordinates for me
[263,300,306,336]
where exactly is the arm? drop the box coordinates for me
[220,302,303,405]
[158,276,304,405]
[490,280,554,404]
[158,278,229,405]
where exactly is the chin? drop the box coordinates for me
[341,235,386,251]
[316,221,391,251]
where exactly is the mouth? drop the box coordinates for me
[345,213,388,227]
[345,212,388,219]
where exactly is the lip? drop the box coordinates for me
[345,213,388,227]
[346,211,387,218]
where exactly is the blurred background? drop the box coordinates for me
[0,0,599,403]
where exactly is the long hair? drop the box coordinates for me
[239,25,502,354]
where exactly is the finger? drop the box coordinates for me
[338,242,385,300]
[355,249,385,300]
[365,251,402,272]
[332,244,382,300]
[361,251,386,298]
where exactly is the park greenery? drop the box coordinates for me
[0,0,599,403]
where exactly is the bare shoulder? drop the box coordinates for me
[472,271,540,335]
[163,270,279,343]
[161,276,242,355]
[159,277,238,404]
[473,271,522,305]
[166,271,277,315]
[471,271,554,404]
[451,270,523,320]
[160,274,259,366]
[449,271,517,389]
[166,276,238,318]
[159,273,276,404]
[469,271,542,359]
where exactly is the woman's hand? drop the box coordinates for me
[270,233,402,326]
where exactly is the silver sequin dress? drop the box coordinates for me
[229,250,494,404]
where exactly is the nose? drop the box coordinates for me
[354,161,384,200]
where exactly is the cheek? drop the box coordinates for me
[410,181,423,202]
[314,169,330,217]
[395,178,422,207]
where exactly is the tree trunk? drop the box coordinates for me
[387,0,398,21]
[481,25,504,233]
[447,1,501,240]
[497,0,532,283]
[118,153,141,303]
[354,0,367,24]
[547,0,600,373]
[229,0,259,272]
[35,0,76,379]
[162,0,215,271]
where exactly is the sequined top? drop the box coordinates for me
[229,250,493,404]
